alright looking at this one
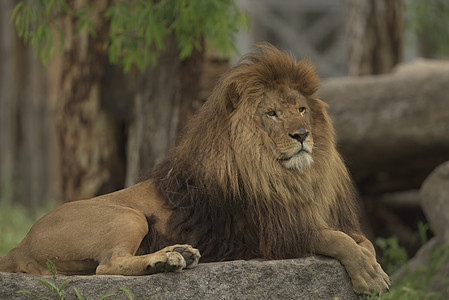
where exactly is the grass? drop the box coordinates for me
[380,242,449,300]
[18,260,134,300]
[0,202,43,255]
[376,236,409,275]
[362,235,449,300]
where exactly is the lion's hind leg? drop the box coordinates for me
[96,244,200,276]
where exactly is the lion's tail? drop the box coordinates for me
[0,250,18,273]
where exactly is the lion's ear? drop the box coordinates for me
[227,82,240,112]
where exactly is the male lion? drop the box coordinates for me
[0,44,390,294]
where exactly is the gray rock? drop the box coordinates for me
[392,237,440,281]
[391,161,449,297]
[0,256,357,299]
[392,237,449,298]
[420,160,449,242]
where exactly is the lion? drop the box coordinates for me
[0,43,390,294]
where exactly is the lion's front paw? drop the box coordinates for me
[147,244,200,274]
[347,247,391,294]
[169,244,201,269]
[161,244,201,268]
[147,251,186,274]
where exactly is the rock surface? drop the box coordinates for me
[0,256,357,300]
[420,160,449,242]
[392,161,449,297]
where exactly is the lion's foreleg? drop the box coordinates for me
[96,244,200,275]
[348,232,376,257]
[313,229,390,294]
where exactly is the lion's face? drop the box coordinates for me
[255,86,314,171]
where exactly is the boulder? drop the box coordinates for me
[420,160,449,242]
[392,161,449,296]
[0,256,357,299]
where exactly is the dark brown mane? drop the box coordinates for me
[146,44,361,262]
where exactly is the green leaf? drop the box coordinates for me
[120,287,134,300]
[38,278,57,293]
[58,279,69,291]
[46,260,57,279]
[12,0,249,71]
[74,287,84,300]
[10,2,23,23]
[17,289,33,295]
[97,292,116,300]
[45,0,55,15]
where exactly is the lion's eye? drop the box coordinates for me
[298,107,306,114]
[266,110,278,117]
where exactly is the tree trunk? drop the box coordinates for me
[0,0,54,213]
[125,38,179,185]
[2,1,207,205]
[346,0,402,76]
[0,0,18,205]
[176,46,205,136]
[55,0,125,202]
[318,60,449,194]
[125,38,204,186]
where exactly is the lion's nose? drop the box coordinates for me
[289,127,309,143]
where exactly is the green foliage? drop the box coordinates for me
[407,0,449,56]
[374,242,449,300]
[369,227,449,300]
[17,260,134,300]
[417,220,432,245]
[11,0,69,65]
[375,236,409,275]
[11,0,249,71]
[0,202,36,255]
[375,222,434,276]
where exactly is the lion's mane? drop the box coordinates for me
[147,44,361,262]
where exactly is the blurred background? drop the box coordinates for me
[1,0,449,296]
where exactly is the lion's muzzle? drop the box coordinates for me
[289,127,309,143]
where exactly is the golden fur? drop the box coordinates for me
[150,45,361,260]
[0,44,390,294]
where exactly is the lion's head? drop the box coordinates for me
[174,43,332,178]
[253,86,315,171]
[150,43,359,261]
